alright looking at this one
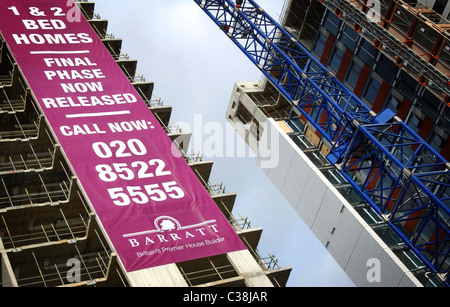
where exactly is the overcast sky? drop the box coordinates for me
[93,0,355,287]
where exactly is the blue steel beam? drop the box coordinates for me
[194,0,449,286]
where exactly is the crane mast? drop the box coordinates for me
[194,0,449,286]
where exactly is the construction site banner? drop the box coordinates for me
[0,0,245,272]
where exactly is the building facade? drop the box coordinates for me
[0,1,290,287]
[225,0,449,287]
[284,0,449,160]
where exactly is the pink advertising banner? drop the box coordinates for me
[0,0,245,272]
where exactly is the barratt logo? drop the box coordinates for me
[123,216,221,248]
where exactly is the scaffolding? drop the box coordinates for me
[318,0,450,105]
[0,34,128,284]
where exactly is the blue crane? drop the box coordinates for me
[194,0,449,286]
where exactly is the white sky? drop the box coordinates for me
[93,0,355,287]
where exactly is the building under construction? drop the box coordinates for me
[0,0,291,287]
[215,0,449,287]
[285,0,449,158]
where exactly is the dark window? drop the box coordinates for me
[418,90,440,121]
[346,61,362,88]
[313,32,327,57]
[323,10,341,36]
[429,132,444,153]
[408,113,422,133]
[442,109,450,136]
[433,0,446,15]
[341,25,358,51]
[329,47,344,72]
[375,54,396,83]
[357,40,377,66]
[364,78,381,104]
[287,116,305,133]
[397,72,417,101]
[386,95,400,112]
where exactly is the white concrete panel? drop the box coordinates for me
[443,6,450,20]
[281,148,313,208]
[377,241,422,287]
[344,226,385,287]
[327,206,364,272]
[255,119,278,174]
[266,131,295,191]
[255,141,273,175]
[295,167,330,228]
[311,187,345,246]
[376,250,412,287]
